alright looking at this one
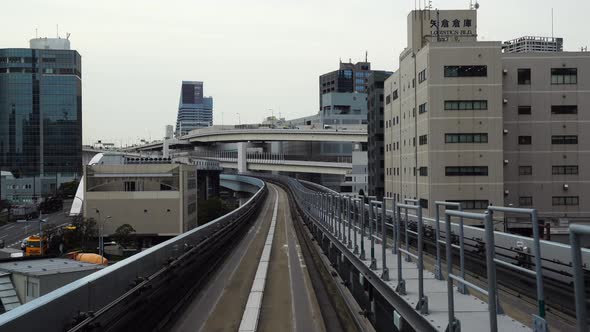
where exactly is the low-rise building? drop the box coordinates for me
[83,157,199,237]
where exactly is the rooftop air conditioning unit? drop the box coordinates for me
[504,159,509,165]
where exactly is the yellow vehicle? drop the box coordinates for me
[24,236,48,256]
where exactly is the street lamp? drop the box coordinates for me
[95,208,111,265]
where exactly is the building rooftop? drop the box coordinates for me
[0,258,103,277]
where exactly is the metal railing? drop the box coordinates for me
[0,174,267,331]
[260,174,587,332]
[569,223,590,332]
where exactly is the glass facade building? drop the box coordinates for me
[0,45,82,179]
[175,81,213,136]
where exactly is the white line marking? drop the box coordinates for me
[238,185,279,332]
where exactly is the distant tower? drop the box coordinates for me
[165,125,174,140]
[175,81,213,136]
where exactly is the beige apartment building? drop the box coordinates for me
[384,8,590,231]
[502,52,590,232]
[83,161,198,236]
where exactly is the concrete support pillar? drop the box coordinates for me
[237,142,247,173]
[163,139,170,158]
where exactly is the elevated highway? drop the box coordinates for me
[122,128,367,152]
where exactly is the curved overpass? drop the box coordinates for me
[185,128,367,143]
[124,128,367,152]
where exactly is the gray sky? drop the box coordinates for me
[1,0,588,145]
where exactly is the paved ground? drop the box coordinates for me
[0,200,73,249]
[169,184,324,332]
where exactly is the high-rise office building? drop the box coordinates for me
[319,60,372,110]
[175,81,213,136]
[367,71,392,200]
[0,38,82,181]
[382,8,590,237]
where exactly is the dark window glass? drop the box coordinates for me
[551,105,577,114]
[385,95,391,105]
[449,200,489,210]
[519,166,532,175]
[552,196,579,206]
[419,198,428,209]
[551,68,577,85]
[418,103,427,114]
[419,167,428,176]
[552,165,579,175]
[518,136,532,145]
[519,196,533,206]
[444,65,487,77]
[445,133,488,143]
[518,106,531,115]
[517,69,531,84]
[445,166,488,176]
[419,134,427,145]
[392,89,398,100]
[552,135,578,144]
[444,100,487,110]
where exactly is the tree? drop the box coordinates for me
[113,224,136,248]
[70,216,98,250]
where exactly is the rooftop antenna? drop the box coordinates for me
[365,50,368,62]
[56,24,59,38]
[35,28,38,38]
[66,32,71,40]
[428,0,433,9]
[551,8,554,39]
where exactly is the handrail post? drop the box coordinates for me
[445,213,460,332]
[435,204,443,280]
[484,212,499,332]
[353,198,359,255]
[395,204,406,295]
[457,205,467,295]
[392,198,397,254]
[404,206,411,262]
[346,196,352,249]
[570,224,588,332]
[369,201,377,270]
[531,209,546,320]
[359,196,366,260]
[337,194,342,240]
[416,206,428,314]
[381,198,389,281]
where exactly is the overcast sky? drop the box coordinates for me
[1,0,588,145]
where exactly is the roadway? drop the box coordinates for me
[169,183,325,332]
[0,200,73,249]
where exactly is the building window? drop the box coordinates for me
[444,65,487,77]
[419,167,428,176]
[552,165,579,175]
[444,100,488,110]
[418,103,427,114]
[392,89,398,101]
[552,196,579,206]
[124,181,136,192]
[517,69,531,85]
[445,133,488,143]
[385,95,391,104]
[518,136,532,145]
[552,135,578,144]
[519,196,533,206]
[419,198,428,209]
[551,105,577,114]
[450,200,489,210]
[419,134,428,145]
[518,106,532,115]
[519,166,532,175]
[418,69,427,83]
[551,68,577,85]
[445,166,488,176]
